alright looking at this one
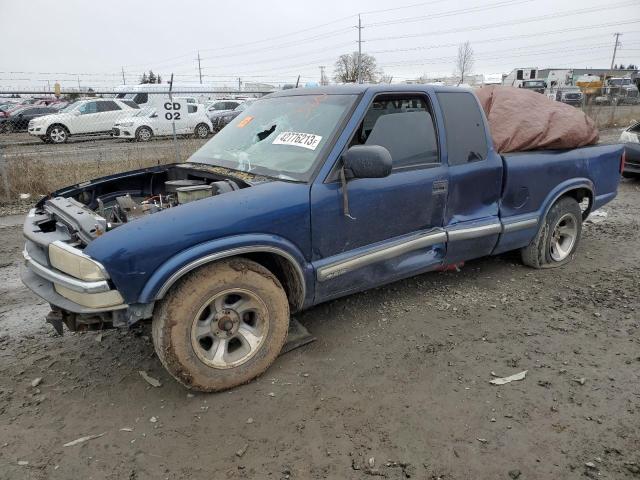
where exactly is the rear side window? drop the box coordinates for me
[436,92,488,166]
[122,100,140,109]
[97,101,121,112]
[188,105,198,113]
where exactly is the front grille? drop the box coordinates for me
[565,93,581,100]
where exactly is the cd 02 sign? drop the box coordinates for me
[162,100,185,121]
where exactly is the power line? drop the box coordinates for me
[368,21,640,55]
[366,1,640,42]
[368,0,532,27]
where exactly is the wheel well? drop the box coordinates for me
[559,187,593,219]
[47,123,69,133]
[239,252,304,313]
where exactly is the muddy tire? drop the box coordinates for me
[521,196,582,269]
[152,258,290,392]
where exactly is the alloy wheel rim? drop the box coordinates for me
[190,288,269,369]
[140,129,151,140]
[549,213,577,261]
[51,128,66,142]
[197,126,207,137]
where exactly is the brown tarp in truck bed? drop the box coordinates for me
[475,85,599,153]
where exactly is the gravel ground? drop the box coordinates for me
[0,177,639,479]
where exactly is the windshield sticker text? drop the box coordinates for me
[272,131,322,150]
[236,116,254,128]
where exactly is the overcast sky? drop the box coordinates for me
[1,0,639,90]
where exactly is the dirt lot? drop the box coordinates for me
[0,179,639,480]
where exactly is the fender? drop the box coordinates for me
[537,177,594,222]
[137,233,313,309]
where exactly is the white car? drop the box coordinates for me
[111,104,213,142]
[205,99,244,121]
[28,98,139,143]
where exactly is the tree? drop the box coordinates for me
[333,52,379,83]
[455,41,474,85]
[619,64,626,69]
[140,72,148,84]
[148,70,157,84]
[157,74,162,84]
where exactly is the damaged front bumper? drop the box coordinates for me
[21,207,153,332]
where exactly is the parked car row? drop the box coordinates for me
[16,97,213,144]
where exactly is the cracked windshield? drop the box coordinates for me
[188,94,357,180]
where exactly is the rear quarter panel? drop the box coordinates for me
[495,143,622,254]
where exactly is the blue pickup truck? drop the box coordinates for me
[22,85,623,391]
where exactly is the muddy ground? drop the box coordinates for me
[0,179,639,480]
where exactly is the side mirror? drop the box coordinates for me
[342,145,392,179]
[150,113,158,118]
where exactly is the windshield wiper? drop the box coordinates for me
[256,124,276,142]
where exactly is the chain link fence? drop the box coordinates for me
[0,88,273,203]
[1,84,639,204]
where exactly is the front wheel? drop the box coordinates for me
[135,126,153,142]
[152,258,290,392]
[194,123,210,139]
[47,125,69,144]
[521,196,582,268]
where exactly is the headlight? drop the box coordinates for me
[120,122,134,127]
[49,241,108,281]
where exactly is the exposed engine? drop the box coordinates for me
[35,164,252,245]
[97,178,240,226]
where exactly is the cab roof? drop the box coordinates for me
[265,84,474,98]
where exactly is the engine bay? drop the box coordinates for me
[36,164,257,244]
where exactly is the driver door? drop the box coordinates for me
[310,92,448,303]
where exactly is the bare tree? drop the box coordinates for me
[455,41,474,85]
[334,52,379,83]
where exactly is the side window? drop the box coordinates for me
[213,102,226,110]
[436,92,488,166]
[78,102,98,114]
[122,100,140,109]
[97,101,121,112]
[133,93,148,104]
[227,102,239,110]
[530,69,536,79]
[516,70,524,80]
[352,95,439,170]
[188,105,197,113]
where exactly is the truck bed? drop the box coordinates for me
[493,143,623,255]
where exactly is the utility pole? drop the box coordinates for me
[238,77,241,91]
[356,14,363,84]
[197,52,203,84]
[319,66,327,86]
[610,33,622,70]
[77,76,81,91]
[121,67,126,85]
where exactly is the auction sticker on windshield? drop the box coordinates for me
[272,131,322,150]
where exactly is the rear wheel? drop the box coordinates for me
[47,124,69,144]
[152,258,290,392]
[194,123,210,139]
[521,196,582,269]
[135,126,153,142]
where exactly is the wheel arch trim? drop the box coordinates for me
[539,179,594,221]
[145,243,308,311]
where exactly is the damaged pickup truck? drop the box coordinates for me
[22,85,623,391]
